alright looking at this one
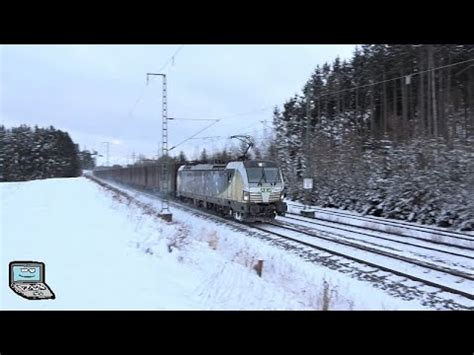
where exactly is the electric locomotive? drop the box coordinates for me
[177,160,287,222]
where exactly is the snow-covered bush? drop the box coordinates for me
[287,136,474,230]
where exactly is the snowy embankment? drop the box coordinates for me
[1,177,433,309]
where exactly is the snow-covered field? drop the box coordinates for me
[0,177,446,309]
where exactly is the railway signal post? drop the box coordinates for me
[301,178,315,218]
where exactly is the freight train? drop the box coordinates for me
[93,160,287,222]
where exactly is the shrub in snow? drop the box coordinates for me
[206,230,220,251]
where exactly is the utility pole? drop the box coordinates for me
[302,85,315,217]
[102,141,110,167]
[305,87,311,208]
[147,72,172,222]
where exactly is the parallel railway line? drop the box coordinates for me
[286,202,474,243]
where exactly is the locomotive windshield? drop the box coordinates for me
[246,167,281,184]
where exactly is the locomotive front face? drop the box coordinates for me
[225,160,287,221]
[242,160,285,203]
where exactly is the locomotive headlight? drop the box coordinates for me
[280,191,286,200]
[243,191,250,201]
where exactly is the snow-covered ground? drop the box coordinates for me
[0,177,451,309]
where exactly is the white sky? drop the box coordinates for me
[1,45,356,165]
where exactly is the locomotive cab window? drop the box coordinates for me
[246,167,281,184]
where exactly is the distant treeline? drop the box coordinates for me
[0,125,93,182]
[129,140,268,167]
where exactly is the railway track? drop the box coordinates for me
[90,176,474,309]
[251,223,474,302]
[280,214,474,257]
[256,221,473,296]
[164,198,474,304]
[286,202,474,241]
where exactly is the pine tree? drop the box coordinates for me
[199,148,208,163]
[178,151,187,164]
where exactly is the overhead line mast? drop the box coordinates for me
[147,72,172,222]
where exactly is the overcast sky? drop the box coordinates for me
[1,45,356,165]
